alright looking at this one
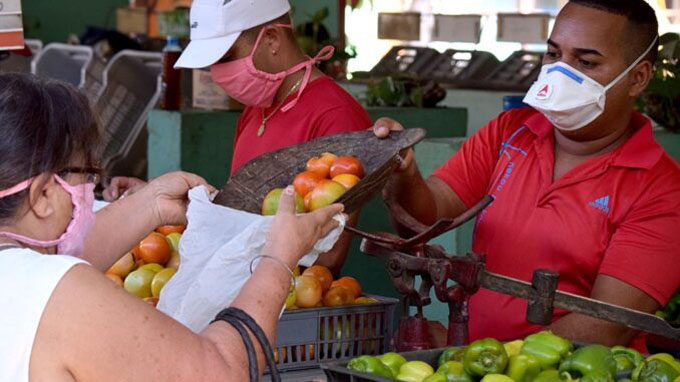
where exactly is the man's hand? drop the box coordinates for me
[263,186,345,268]
[145,172,216,227]
[103,177,148,201]
[372,117,415,173]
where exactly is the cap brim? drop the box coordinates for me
[174,32,240,69]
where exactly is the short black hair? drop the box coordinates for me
[569,0,659,65]
[0,73,100,221]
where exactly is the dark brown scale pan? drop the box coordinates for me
[213,128,427,214]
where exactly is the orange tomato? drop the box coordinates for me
[332,174,361,190]
[306,156,331,178]
[138,232,171,266]
[320,152,338,166]
[295,275,323,308]
[323,286,355,307]
[330,156,365,179]
[293,171,323,197]
[302,265,333,293]
[155,225,186,235]
[331,276,362,299]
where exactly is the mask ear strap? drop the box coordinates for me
[280,45,335,113]
[249,24,293,57]
[0,178,34,199]
[605,35,658,91]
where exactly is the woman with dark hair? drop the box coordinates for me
[0,72,343,381]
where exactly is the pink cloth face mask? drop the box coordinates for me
[0,175,96,257]
[210,24,334,110]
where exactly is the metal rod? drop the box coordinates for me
[481,271,680,341]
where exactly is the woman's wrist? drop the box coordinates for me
[261,245,299,270]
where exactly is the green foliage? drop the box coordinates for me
[636,33,680,133]
[365,75,425,108]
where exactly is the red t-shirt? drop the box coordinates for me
[231,76,372,174]
[433,108,680,345]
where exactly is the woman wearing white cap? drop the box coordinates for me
[0,73,343,381]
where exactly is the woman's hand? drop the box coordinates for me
[145,172,216,226]
[263,186,344,268]
[102,177,148,201]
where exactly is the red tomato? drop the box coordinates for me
[302,265,333,293]
[323,286,355,307]
[293,171,324,197]
[138,233,171,266]
[331,276,362,299]
[330,156,365,179]
[320,152,338,166]
[306,157,331,178]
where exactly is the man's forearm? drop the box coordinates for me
[314,212,359,276]
[548,313,637,346]
[385,165,439,232]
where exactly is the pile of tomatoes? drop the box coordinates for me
[105,225,185,307]
[287,265,378,310]
[262,152,365,215]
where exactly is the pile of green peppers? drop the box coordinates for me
[346,331,680,382]
[656,292,680,322]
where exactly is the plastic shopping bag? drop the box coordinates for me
[157,186,345,333]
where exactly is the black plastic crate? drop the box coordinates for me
[422,49,500,86]
[484,50,544,91]
[369,46,442,78]
[270,294,399,372]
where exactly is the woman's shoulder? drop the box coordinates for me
[0,249,88,381]
[0,248,88,303]
[0,248,86,271]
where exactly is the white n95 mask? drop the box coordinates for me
[523,36,658,131]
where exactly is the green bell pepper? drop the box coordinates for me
[645,355,680,375]
[424,374,448,382]
[558,344,617,381]
[521,331,573,370]
[481,374,516,382]
[463,338,509,377]
[611,347,643,373]
[506,354,542,382]
[437,361,474,382]
[378,352,408,377]
[439,347,467,366]
[347,355,394,378]
[532,369,562,382]
[505,340,525,358]
[662,292,680,322]
[632,359,680,382]
[397,360,435,382]
[580,370,616,382]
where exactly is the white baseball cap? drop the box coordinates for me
[175,0,291,69]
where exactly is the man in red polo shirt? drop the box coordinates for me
[106,0,370,274]
[374,0,680,347]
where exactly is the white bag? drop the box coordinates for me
[157,186,345,333]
